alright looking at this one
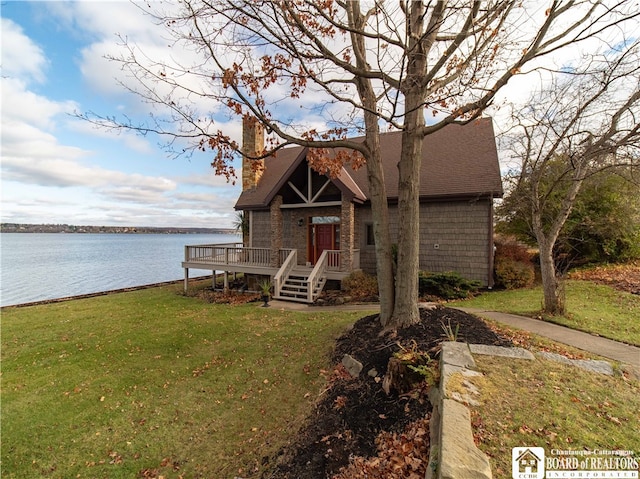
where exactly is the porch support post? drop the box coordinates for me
[224,271,229,291]
[340,197,355,271]
[270,195,283,268]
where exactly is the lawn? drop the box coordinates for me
[450,280,640,346]
[3,277,639,479]
[0,283,362,479]
[470,355,640,478]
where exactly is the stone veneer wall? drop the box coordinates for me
[270,196,283,267]
[358,199,493,286]
[340,198,355,271]
[250,205,344,266]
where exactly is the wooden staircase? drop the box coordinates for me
[273,250,329,303]
[275,268,327,303]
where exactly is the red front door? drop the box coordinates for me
[316,224,334,260]
[309,223,337,264]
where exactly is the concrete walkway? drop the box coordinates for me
[267,300,639,370]
[456,307,640,370]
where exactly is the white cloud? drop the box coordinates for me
[0,18,48,83]
[1,77,78,131]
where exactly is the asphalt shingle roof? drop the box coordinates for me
[235,117,502,210]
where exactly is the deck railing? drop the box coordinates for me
[324,249,360,272]
[307,250,329,302]
[185,243,272,267]
[273,249,298,298]
[184,244,359,273]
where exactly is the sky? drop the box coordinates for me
[1,2,634,229]
[1,1,243,229]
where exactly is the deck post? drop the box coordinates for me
[224,271,229,291]
[183,245,190,292]
[270,195,283,268]
[212,270,216,288]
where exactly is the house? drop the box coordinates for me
[515,448,542,474]
[182,117,503,302]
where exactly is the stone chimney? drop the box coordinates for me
[241,116,265,190]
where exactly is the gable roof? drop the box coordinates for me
[235,117,503,210]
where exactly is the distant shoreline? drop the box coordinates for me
[0,276,213,310]
[0,223,236,235]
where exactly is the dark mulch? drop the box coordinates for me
[261,306,513,479]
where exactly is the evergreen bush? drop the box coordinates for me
[418,271,481,300]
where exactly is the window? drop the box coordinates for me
[365,223,375,246]
[311,216,340,224]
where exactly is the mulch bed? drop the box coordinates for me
[261,306,513,479]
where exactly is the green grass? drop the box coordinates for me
[450,280,640,346]
[470,355,640,478]
[1,283,361,479]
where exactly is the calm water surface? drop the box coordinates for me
[0,233,240,307]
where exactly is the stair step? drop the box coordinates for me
[279,290,308,298]
[281,287,308,294]
[283,281,308,288]
[273,294,312,303]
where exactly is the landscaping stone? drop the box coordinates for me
[441,341,476,369]
[536,351,614,375]
[439,399,492,479]
[469,344,535,360]
[432,342,492,478]
[441,364,484,407]
[367,368,379,378]
[419,302,438,310]
[341,354,363,377]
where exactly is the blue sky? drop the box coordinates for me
[1,1,243,228]
[3,2,633,229]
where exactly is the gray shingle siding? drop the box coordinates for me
[359,199,493,286]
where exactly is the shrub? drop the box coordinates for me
[418,271,481,300]
[342,270,379,299]
[494,236,535,289]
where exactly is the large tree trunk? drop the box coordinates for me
[388,1,427,328]
[366,136,395,325]
[391,111,423,327]
[538,237,565,315]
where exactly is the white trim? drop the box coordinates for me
[340,166,366,200]
[287,181,308,203]
[311,177,332,203]
[280,201,343,209]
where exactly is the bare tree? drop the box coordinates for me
[81,0,638,327]
[501,40,640,314]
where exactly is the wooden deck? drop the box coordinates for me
[182,243,359,302]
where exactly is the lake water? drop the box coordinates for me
[0,233,240,307]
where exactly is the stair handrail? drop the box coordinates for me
[273,249,298,298]
[306,250,328,303]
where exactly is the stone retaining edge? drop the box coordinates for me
[426,342,492,479]
[425,341,617,479]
